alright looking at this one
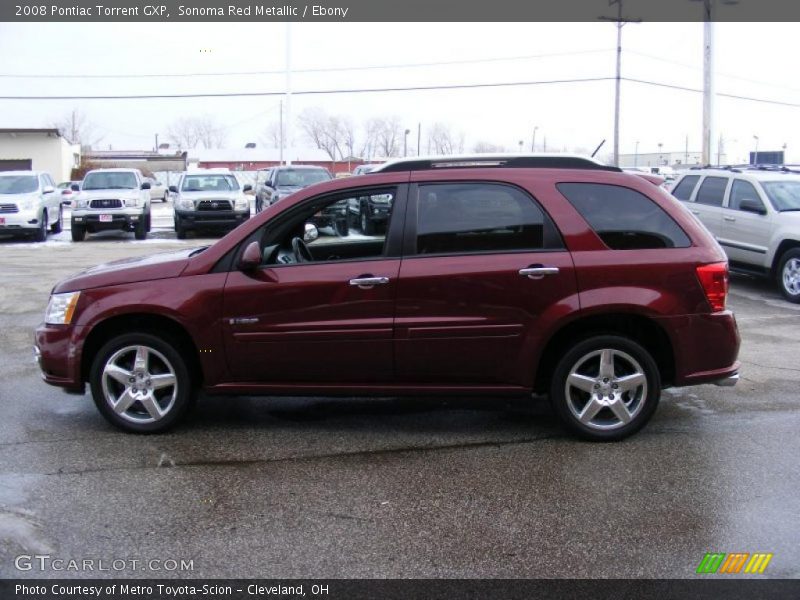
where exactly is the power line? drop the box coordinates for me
[623,77,800,108]
[0,49,613,80]
[0,77,616,100]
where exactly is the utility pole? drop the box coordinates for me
[154,133,158,152]
[685,135,689,165]
[531,126,538,152]
[279,99,283,164]
[284,23,292,166]
[417,123,421,156]
[702,2,715,166]
[634,140,639,166]
[600,1,640,167]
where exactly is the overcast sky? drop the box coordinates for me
[1,21,799,163]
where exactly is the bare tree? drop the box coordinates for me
[51,108,101,150]
[167,115,226,150]
[370,115,402,158]
[261,121,282,148]
[428,122,465,155]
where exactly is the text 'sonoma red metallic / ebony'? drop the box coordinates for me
[35,156,740,440]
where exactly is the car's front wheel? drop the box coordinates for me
[550,335,661,441]
[51,206,63,233]
[90,333,194,433]
[33,210,47,242]
[778,248,800,303]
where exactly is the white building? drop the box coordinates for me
[0,128,81,182]
[618,151,727,170]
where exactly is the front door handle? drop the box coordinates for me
[519,267,560,279]
[723,215,736,222]
[349,276,390,289]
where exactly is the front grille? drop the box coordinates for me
[197,200,233,211]
[0,203,19,214]
[89,199,123,209]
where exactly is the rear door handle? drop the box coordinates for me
[519,267,560,279]
[349,276,390,289]
[723,215,736,222]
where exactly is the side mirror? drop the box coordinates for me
[141,182,151,190]
[243,184,253,192]
[304,223,319,243]
[168,185,178,193]
[70,183,80,191]
[739,199,767,215]
[239,241,261,271]
[42,186,55,194]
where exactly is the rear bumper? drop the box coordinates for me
[656,310,741,387]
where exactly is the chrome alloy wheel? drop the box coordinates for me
[565,348,648,431]
[101,345,178,424]
[782,257,800,297]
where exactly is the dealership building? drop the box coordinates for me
[0,128,81,181]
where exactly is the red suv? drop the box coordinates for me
[35,156,740,441]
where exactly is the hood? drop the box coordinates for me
[78,188,140,200]
[178,190,240,200]
[53,248,197,293]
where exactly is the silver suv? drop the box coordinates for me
[71,168,152,241]
[671,166,800,302]
[0,171,64,241]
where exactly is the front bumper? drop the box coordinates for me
[175,209,250,229]
[72,208,144,232]
[0,207,42,234]
[34,323,85,393]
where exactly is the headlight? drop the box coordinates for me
[272,193,281,203]
[177,199,195,211]
[124,197,139,208]
[75,197,88,209]
[45,292,81,325]
[235,197,248,210]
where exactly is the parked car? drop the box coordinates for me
[257,165,332,207]
[347,192,392,234]
[670,166,800,302]
[57,181,81,206]
[70,168,151,241]
[171,172,252,239]
[35,155,740,441]
[145,177,167,202]
[0,171,63,241]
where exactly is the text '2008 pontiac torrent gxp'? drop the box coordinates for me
[35,156,740,441]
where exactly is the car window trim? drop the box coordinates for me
[695,175,730,207]
[402,180,565,258]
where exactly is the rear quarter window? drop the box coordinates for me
[557,182,691,250]
[671,175,700,201]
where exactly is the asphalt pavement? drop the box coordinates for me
[0,212,798,579]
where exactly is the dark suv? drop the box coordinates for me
[35,155,740,441]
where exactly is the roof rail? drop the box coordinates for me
[375,154,622,173]
[689,164,800,175]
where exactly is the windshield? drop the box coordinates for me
[82,172,138,190]
[181,175,239,192]
[762,181,800,211]
[0,175,38,194]
[276,169,331,187]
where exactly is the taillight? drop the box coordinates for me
[696,262,728,312]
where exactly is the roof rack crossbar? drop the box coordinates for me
[377,156,622,173]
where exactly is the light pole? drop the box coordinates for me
[753,135,759,165]
[518,140,524,152]
[634,140,639,166]
[658,142,663,166]
[403,129,410,157]
[531,126,538,152]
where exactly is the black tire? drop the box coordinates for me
[549,335,661,442]
[145,212,152,232]
[175,219,188,239]
[335,217,349,237]
[360,208,376,235]
[134,217,147,240]
[71,223,86,242]
[777,247,800,303]
[33,210,47,242]
[51,207,63,233]
[89,332,195,433]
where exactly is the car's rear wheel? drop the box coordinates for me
[778,248,800,303]
[335,217,349,237]
[550,335,661,441]
[51,206,63,233]
[360,209,375,235]
[90,333,194,433]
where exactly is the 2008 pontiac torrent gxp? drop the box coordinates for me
[35,156,741,441]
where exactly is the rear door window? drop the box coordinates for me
[413,183,561,255]
[671,175,700,201]
[557,183,691,250]
[695,176,729,207]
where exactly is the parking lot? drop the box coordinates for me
[0,215,799,579]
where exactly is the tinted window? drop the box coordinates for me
[415,183,556,255]
[82,171,138,190]
[695,176,728,207]
[671,175,700,200]
[729,180,763,211]
[275,169,332,187]
[0,175,38,194]
[558,183,690,250]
